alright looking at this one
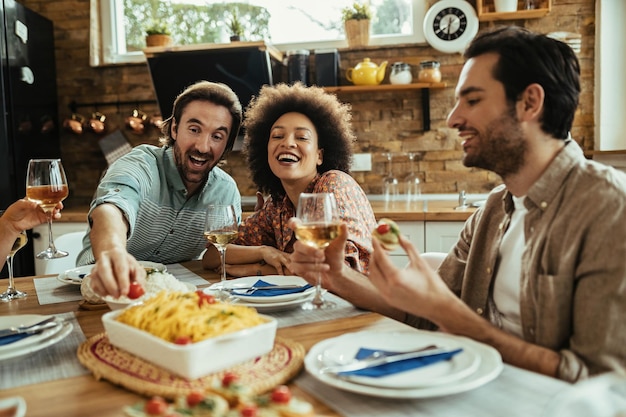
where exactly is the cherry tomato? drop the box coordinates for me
[196,290,215,306]
[144,396,168,415]
[174,335,192,345]
[222,371,239,387]
[376,223,391,234]
[128,281,145,299]
[270,385,291,404]
[186,390,205,407]
[240,404,259,417]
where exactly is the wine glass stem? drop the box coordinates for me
[6,255,15,291]
[312,261,325,306]
[46,215,57,252]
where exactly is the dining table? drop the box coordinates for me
[0,260,573,417]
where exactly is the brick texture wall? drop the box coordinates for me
[19,0,595,206]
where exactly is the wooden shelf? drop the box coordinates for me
[322,82,446,93]
[476,0,551,22]
[323,83,448,131]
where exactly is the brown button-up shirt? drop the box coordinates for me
[407,141,626,382]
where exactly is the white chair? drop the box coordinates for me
[43,231,86,275]
[421,252,448,270]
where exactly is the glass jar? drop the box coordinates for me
[418,61,442,83]
[389,62,412,85]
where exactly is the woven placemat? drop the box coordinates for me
[77,332,304,399]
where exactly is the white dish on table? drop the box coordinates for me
[305,330,502,399]
[0,396,26,417]
[208,275,315,304]
[0,314,64,353]
[227,291,317,313]
[102,309,277,379]
[57,265,93,285]
[0,321,73,363]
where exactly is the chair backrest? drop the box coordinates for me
[43,231,86,275]
[421,252,448,270]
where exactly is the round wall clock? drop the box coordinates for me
[423,0,479,54]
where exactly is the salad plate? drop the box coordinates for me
[0,321,73,362]
[0,315,63,352]
[57,265,93,285]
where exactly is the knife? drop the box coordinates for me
[319,347,461,374]
[228,284,305,293]
[0,316,59,338]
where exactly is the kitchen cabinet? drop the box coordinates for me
[475,0,551,21]
[424,221,465,253]
[323,83,447,131]
[387,221,425,269]
[33,222,88,275]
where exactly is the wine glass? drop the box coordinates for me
[405,152,421,202]
[382,152,399,203]
[294,192,341,310]
[0,230,28,301]
[26,159,69,259]
[204,204,239,301]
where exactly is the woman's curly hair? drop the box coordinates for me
[243,82,355,200]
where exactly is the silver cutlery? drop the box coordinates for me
[319,347,460,374]
[0,316,60,338]
[229,284,306,294]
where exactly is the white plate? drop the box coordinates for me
[318,331,481,389]
[139,261,167,273]
[0,396,26,417]
[210,275,315,304]
[305,330,503,399]
[56,261,166,286]
[0,315,64,353]
[0,321,73,362]
[229,291,317,313]
[57,265,94,285]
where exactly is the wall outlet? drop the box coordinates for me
[351,153,372,172]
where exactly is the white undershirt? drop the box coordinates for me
[493,195,527,337]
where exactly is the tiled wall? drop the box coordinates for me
[19,0,595,207]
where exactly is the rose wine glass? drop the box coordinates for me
[294,192,341,310]
[204,204,239,302]
[0,230,28,301]
[26,159,69,259]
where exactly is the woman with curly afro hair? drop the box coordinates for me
[203,82,376,278]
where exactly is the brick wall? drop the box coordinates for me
[19,0,595,206]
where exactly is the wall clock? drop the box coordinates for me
[423,0,479,54]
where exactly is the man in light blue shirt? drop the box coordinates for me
[82,81,242,298]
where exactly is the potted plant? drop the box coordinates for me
[145,22,172,47]
[342,2,372,48]
[227,10,245,42]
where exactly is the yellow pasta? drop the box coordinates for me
[115,291,267,343]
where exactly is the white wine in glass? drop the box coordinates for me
[295,192,341,310]
[0,231,28,301]
[204,204,238,301]
[26,159,69,259]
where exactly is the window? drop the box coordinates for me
[93,0,427,66]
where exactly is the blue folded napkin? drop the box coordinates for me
[338,347,463,378]
[233,279,313,298]
[0,333,34,346]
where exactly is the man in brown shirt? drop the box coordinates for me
[288,26,626,382]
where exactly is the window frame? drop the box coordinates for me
[93,0,428,66]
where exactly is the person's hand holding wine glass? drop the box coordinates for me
[203,204,239,301]
[294,192,342,310]
[26,159,70,259]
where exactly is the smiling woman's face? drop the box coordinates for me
[267,112,322,185]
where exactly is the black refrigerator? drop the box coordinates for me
[0,0,61,277]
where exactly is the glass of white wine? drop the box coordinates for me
[294,192,341,310]
[1,230,28,301]
[26,159,69,259]
[204,204,239,301]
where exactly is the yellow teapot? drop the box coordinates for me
[346,58,388,86]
